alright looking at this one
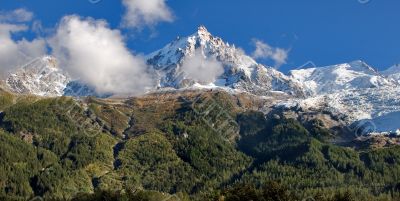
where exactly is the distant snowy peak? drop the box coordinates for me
[289,60,396,95]
[147,26,305,97]
[382,64,400,75]
[382,64,400,84]
[6,56,70,97]
[6,56,106,97]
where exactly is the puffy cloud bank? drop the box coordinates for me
[181,50,224,84]
[122,0,174,28]
[0,1,177,95]
[0,0,176,93]
[49,15,154,95]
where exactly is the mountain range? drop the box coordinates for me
[3,26,400,134]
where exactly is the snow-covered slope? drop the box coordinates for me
[147,26,305,97]
[287,87,400,134]
[6,56,70,97]
[289,60,396,95]
[286,61,400,134]
[382,64,400,84]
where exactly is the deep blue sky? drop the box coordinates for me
[1,0,399,72]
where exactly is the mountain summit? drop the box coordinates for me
[6,56,69,97]
[147,26,305,96]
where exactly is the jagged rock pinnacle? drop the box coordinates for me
[197,25,208,32]
[197,25,211,37]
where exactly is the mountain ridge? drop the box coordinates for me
[3,26,400,134]
[289,60,397,95]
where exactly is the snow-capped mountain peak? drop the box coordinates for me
[5,56,104,97]
[6,55,70,97]
[147,26,305,96]
[196,25,212,39]
[147,25,240,69]
[41,55,58,69]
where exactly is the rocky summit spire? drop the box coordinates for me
[197,25,211,38]
[197,25,208,32]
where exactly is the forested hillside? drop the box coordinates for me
[0,90,399,201]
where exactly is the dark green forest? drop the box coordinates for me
[0,90,399,201]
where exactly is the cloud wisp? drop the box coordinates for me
[49,15,154,95]
[251,39,289,68]
[121,0,174,29]
[180,50,224,84]
[0,8,34,23]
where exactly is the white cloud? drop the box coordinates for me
[181,50,224,84]
[121,0,174,28]
[49,15,154,95]
[0,8,34,23]
[0,23,47,79]
[251,39,289,67]
[0,8,46,78]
